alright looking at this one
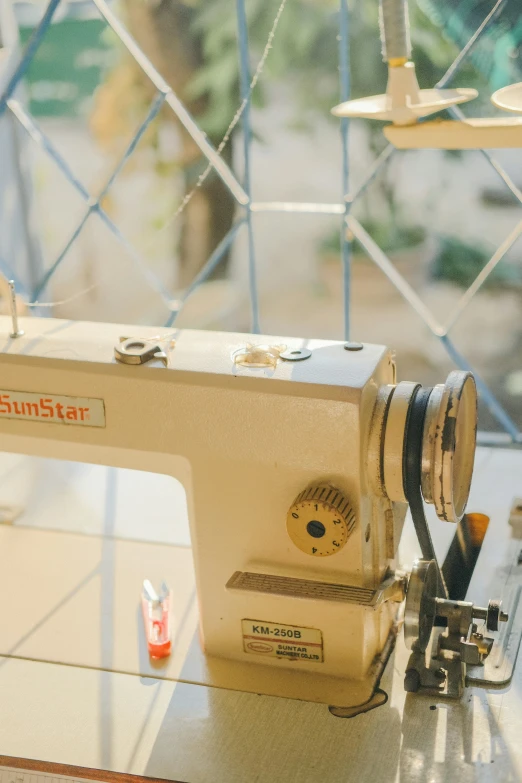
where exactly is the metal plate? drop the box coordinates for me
[280,348,312,361]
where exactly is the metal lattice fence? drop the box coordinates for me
[0,0,521,445]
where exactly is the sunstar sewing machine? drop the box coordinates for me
[2,0,522,780]
[1,312,520,719]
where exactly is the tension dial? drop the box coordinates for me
[287,484,355,557]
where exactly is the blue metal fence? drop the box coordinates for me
[0,0,521,444]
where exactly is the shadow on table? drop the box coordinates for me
[143,628,520,783]
[144,635,403,783]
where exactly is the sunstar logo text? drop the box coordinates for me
[1,394,90,421]
[0,390,106,428]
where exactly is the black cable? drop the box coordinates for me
[402,385,448,599]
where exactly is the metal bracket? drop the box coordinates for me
[467,586,522,690]
[114,337,169,367]
[403,559,516,699]
[404,591,522,698]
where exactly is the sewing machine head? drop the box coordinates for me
[0,315,507,711]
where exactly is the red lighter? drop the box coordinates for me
[141,579,172,659]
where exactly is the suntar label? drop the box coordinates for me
[0,390,106,427]
[242,619,323,663]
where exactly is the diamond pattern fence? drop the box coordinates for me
[0,0,521,445]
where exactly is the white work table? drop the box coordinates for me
[0,447,521,783]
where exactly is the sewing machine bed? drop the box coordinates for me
[0,447,521,783]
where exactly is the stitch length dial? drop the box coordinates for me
[287,484,355,557]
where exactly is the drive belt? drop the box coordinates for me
[402,385,448,599]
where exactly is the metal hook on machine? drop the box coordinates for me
[403,558,512,698]
[114,336,169,367]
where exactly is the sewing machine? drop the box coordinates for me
[1,315,518,720]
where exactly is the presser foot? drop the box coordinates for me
[404,635,466,699]
[403,559,522,699]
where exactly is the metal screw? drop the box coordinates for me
[344,342,363,351]
[8,280,24,338]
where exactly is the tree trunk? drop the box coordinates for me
[123,0,236,287]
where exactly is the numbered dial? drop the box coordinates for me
[287,485,355,557]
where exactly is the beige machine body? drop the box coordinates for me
[0,317,412,690]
